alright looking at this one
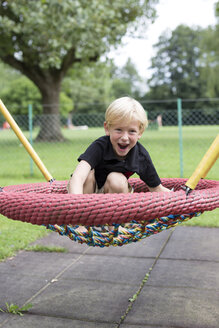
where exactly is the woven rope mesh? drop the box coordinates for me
[1,178,218,246]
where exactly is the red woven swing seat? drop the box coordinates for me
[0,178,218,247]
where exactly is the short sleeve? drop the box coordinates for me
[138,145,161,187]
[78,139,104,169]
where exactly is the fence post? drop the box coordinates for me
[177,98,184,178]
[28,104,34,176]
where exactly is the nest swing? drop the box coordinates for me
[1,177,218,247]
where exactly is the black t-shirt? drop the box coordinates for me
[78,136,161,189]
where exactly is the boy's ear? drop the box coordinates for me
[104,121,110,136]
[137,132,143,140]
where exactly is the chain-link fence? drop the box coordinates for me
[0,98,219,185]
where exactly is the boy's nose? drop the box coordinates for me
[121,132,129,140]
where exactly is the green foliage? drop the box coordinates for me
[144,23,219,111]
[0,64,73,115]
[111,58,144,98]
[0,302,32,316]
[1,76,41,115]
[216,1,219,17]
[62,58,144,113]
[62,62,113,113]
[60,92,73,116]
[148,25,205,102]
[200,26,219,98]
[0,57,144,117]
[0,62,20,89]
[111,78,132,98]
[142,25,219,111]
[0,0,157,70]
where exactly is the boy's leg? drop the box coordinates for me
[104,172,129,193]
[83,169,96,193]
[74,169,96,233]
[103,172,129,232]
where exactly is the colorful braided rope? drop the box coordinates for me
[46,211,202,247]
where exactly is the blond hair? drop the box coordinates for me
[105,97,148,133]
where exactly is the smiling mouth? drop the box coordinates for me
[118,143,129,150]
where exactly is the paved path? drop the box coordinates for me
[0,226,219,327]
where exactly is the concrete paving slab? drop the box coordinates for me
[3,314,113,328]
[0,250,87,308]
[1,226,218,328]
[161,226,219,261]
[147,258,219,289]
[0,314,9,325]
[27,279,138,324]
[88,229,173,258]
[0,269,54,307]
[61,254,155,284]
[0,251,81,278]
[123,286,219,328]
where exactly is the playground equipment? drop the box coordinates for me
[0,99,218,247]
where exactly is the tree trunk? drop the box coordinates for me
[36,79,65,142]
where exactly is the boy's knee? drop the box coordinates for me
[104,172,129,193]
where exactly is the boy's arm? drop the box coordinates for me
[67,160,92,194]
[148,184,171,193]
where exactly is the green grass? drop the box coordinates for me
[0,216,48,261]
[181,209,219,228]
[25,244,67,253]
[0,125,218,261]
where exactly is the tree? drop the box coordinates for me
[62,61,113,114]
[1,75,73,117]
[147,25,205,105]
[62,58,144,117]
[0,0,158,141]
[199,0,219,101]
[200,26,219,99]
[111,58,144,98]
[216,1,219,17]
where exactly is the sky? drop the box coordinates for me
[109,0,217,79]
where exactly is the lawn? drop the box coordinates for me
[0,125,218,261]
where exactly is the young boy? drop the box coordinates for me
[68,97,170,194]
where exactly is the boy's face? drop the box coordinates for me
[104,120,142,159]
